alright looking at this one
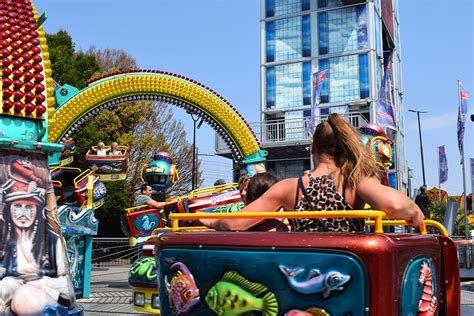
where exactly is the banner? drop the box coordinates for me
[307,68,328,136]
[471,158,474,196]
[376,53,396,130]
[438,145,448,184]
[457,82,468,154]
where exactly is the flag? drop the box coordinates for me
[457,82,469,154]
[376,54,396,130]
[438,145,448,184]
[307,68,328,136]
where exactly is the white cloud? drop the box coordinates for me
[405,112,457,133]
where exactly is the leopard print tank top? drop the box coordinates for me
[289,174,365,232]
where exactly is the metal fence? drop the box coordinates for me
[215,113,369,154]
[92,237,142,266]
[453,237,473,269]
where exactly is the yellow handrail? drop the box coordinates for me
[52,180,62,187]
[86,146,129,157]
[124,205,151,213]
[169,210,387,233]
[365,219,448,236]
[73,169,94,187]
[50,166,82,173]
[188,183,239,199]
[150,226,210,237]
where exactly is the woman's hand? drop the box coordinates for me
[405,207,425,226]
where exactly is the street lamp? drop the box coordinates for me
[187,110,199,190]
[408,109,428,186]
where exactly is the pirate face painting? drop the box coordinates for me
[0,152,76,315]
[10,202,37,229]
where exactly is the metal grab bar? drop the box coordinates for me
[365,219,448,236]
[150,226,210,237]
[168,211,442,236]
[170,210,388,233]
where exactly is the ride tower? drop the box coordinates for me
[0,1,80,314]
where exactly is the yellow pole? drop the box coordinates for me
[87,175,94,209]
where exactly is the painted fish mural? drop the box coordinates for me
[418,261,438,316]
[165,262,200,314]
[129,257,157,284]
[285,307,331,316]
[205,271,278,316]
[279,265,350,298]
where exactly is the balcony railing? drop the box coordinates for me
[215,113,369,155]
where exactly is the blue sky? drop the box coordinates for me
[34,0,473,193]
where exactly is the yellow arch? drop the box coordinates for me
[48,71,261,160]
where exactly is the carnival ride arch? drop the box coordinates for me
[47,71,267,165]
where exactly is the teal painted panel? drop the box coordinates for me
[65,235,87,298]
[401,258,438,316]
[158,248,367,316]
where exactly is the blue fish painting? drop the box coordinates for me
[279,265,350,299]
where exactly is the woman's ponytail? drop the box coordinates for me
[325,114,378,187]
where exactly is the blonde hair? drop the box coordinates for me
[312,114,378,188]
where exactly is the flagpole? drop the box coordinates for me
[459,79,469,239]
[438,147,441,201]
[309,71,314,171]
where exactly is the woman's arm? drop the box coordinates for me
[356,177,424,225]
[200,178,296,230]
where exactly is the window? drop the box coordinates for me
[266,67,276,109]
[319,54,369,103]
[266,0,310,18]
[303,61,311,105]
[266,0,275,17]
[266,21,275,62]
[318,0,343,9]
[275,17,303,61]
[302,15,311,57]
[318,5,368,55]
[266,15,310,63]
[359,54,369,99]
[275,63,303,109]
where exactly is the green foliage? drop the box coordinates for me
[46,30,99,90]
[429,200,447,223]
[47,33,200,236]
[428,200,473,236]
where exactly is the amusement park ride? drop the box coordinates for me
[0,1,462,315]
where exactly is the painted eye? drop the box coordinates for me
[334,276,340,282]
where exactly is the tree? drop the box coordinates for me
[46,30,99,90]
[46,35,201,236]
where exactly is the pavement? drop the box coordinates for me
[77,266,148,315]
[462,280,474,315]
[79,265,474,315]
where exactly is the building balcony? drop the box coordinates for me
[215,113,369,159]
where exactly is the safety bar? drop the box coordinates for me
[52,179,63,187]
[169,211,392,233]
[150,226,210,237]
[74,169,95,187]
[365,219,448,236]
[85,146,129,157]
[50,166,82,173]
[188,182,239,199]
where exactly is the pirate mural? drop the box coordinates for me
[0,152,76,314]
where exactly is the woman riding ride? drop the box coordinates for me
[200,114,424,232]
